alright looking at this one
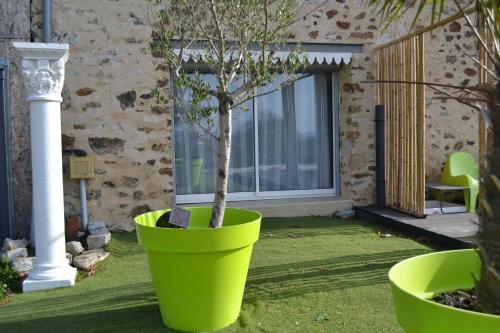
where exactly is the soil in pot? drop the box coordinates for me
[432,288,479,312]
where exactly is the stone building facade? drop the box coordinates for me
[1,0,479,234]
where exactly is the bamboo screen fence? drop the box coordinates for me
[376,35,426,217]
[374,8,487,217]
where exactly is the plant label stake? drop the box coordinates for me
[168,206,190,229]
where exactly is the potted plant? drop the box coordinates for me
[367,0,500,331]
[65,215,81,242]
[135,1,309,331]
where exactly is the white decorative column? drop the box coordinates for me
[13,42,76,292]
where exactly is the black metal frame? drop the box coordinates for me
[0,58,15,240]
[375,105,385,208]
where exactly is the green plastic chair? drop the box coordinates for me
[441,152,479,212]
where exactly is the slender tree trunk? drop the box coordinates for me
[209,98,232,228]
[476,79,500,314]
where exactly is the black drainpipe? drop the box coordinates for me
[375,105,385,208]
[42,0,51,43]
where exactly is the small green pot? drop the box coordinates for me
[135,207,261,332]
[389,249,500,333]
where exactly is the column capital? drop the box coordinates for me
[13,42,69,102]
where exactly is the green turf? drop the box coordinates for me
[0,217,432,333]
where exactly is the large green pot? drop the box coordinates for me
[135,207,261,332]
[389,249,500,333]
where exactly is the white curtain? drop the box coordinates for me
[257,74,332,191]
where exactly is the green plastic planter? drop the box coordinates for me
[389,249,500,333]
[135,207,261,332]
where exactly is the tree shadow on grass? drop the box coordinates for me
[244,248,428,302]
[0,304,179,333]
[0,283,180,333]
[259,217,376,239]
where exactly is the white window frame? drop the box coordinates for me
[175,72,341,204]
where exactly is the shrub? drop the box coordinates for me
[0,258,19,299]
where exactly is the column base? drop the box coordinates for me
[23,265,77,292]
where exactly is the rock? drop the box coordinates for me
[151,143,166,152]
[66,241,84,256]
[151,106,168,114]
[66,253,73,265]
[159,168,173,176]
[88,137,125,155]
[326,9,338,19]
[454,141,464,150]
[88,220,108,235]
[336,21,351,29]
[87,232,111,249]
[354,12,366,20]
[61,134,75,149]
[2,238,28,251]
[78,231,86,239]
[116,90,136,110]
[349,32,374,39]
[86,189,102,201]
[72,249,110,270]
[308,30,319,39]
[449,21,461,32]
[464,68,477,77]
[1,248,28,261]
[75,87,95,96]
[335,209,356,219]
[121,176,139,187]
[129,205,151,218]
[10,257,35,273]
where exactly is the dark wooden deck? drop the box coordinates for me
[355,206,478,249]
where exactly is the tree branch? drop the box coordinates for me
[364,79,489,92]
[452,0,498,65]
[462,50,500,81]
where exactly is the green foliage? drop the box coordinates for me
[314,313,330,323]
[366,0,446,30]
[148,0,305,137]
[0,258,19,299]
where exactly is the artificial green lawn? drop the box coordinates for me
[0,217,432,333]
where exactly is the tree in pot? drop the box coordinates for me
[366,0,500,324]
[136,1,325,331]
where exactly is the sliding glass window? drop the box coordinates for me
[173,73,338,203]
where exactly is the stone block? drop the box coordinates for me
[72,249,110,270]
[88,220,108,235]
[2,238,28,251]
[65,241,84,256]
[10,256,35,273]
[335,209,356,219]
[87,232,111,250]
[0,247,27,261]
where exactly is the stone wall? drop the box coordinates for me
[292,1,479,201]
[31,0,173,231]
[0,0,32,239]
[20,0,481,230]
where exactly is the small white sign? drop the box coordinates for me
[168,206,191,229]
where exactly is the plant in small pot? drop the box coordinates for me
[366,0,500,331]
[65,215,81,242]
[136,1,309,331]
